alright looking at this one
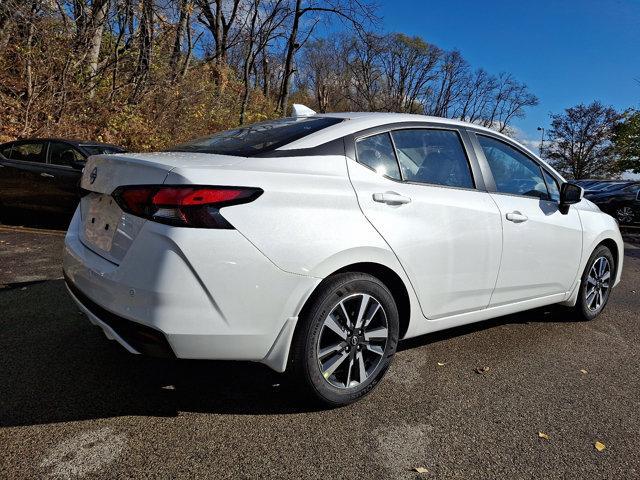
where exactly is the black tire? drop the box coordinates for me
[289,272,399,407]
[573,245,615,321]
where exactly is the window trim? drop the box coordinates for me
[354,131,403,182]
[472,131,562,202]
[350,123,482,192]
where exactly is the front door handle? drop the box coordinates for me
[40,172,55,178]
[372,192,411,205]
[506,211,528,223]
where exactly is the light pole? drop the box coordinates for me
[537,127,545,155]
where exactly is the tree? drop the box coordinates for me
[613,110,640,174]
[543,102,624,179]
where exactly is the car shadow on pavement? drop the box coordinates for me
[0,279,580,428]
[0,209,71,231]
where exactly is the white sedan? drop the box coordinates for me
[63,107,623,406]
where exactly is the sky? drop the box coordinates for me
[377,0,640,150]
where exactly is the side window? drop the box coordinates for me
[48,142,84,166]
[0,144,12,159]
[355,133,401,180]
[391,129,474,188]
[9,142,46,163]
[542,170,560,202]
[477,135,549,199]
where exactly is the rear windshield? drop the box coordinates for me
[168,117,343,156]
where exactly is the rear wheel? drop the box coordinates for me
[290,272,399,406]
[573,245,615,321]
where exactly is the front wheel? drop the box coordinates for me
[289,272,399,407]
[573,245,615,321]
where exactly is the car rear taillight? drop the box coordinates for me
[112,185,262,228]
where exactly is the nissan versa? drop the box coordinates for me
[63,107,623,406]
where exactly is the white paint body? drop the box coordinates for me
[63,113,624,372]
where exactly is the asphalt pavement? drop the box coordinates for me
[1,222,639,479]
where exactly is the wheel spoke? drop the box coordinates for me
[587,276,597,286]
[324,314,347,340]
[322,350,349,379]
[364,326,388,341]
[318,341,345,359]
[586,287,597,307]
[366,344,384,356]
[339,301,353,330]
[354,294,371,329]
[601,271,610,282]
[345,356,355,386]
[599,258,606,277]
[357,351,367,382]
[363,303,381,329]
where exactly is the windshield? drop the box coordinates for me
[81,145,126,156]
[168,117,343,156]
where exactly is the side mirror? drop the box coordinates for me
[559,182,583,213]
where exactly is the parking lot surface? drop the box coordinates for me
[1,224,639,479]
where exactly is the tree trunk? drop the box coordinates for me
[86,0,109,98]
[277,0,301,115]
[170,0,188,78]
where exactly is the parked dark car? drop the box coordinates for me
[588,181,640,225]
[0,138,125,216]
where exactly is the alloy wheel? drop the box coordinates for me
[616,207,634,224]
[585,256,611,312]
[316,293,389,389]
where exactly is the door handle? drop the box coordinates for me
[372,192,411,205]
[40,172,55,178]
[506,211,528,223]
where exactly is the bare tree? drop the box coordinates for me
[544,101,624,179]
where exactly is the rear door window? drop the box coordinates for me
[48,142,84,166]
[9,142,47,163]
[391,129,474,188]
[355,133,401,180]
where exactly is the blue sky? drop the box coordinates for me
[377,0,640,147]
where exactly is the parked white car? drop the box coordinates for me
[63,108,623,405]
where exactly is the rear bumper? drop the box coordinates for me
[65,274,175,358]
[63,208,321,371]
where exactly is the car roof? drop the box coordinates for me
[281,112,528,151]
[1,138,123,149]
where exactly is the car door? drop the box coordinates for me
[471,133,582,306]
[0,140,49,210]
[346,126,503,319]
[45,141,85,214]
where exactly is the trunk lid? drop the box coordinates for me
[78,152,245,264]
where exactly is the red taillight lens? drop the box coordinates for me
[112,185,262,228]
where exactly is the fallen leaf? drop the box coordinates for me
[595,441,606,452]
[475,366,490,374]
[580,369,588,374]
[538,432,550,440]
[437,362,446,367]
[413,467,428,474]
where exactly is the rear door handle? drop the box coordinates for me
[506,211,528,223]
[40,172,55,178]
[372,192,411,205]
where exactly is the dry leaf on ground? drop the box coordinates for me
[595,441,606,452]
[437,362,446,367]
[413,466,429,474]
[475,366,490,374]
[538,432,550,440]
[580,369,588,374]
